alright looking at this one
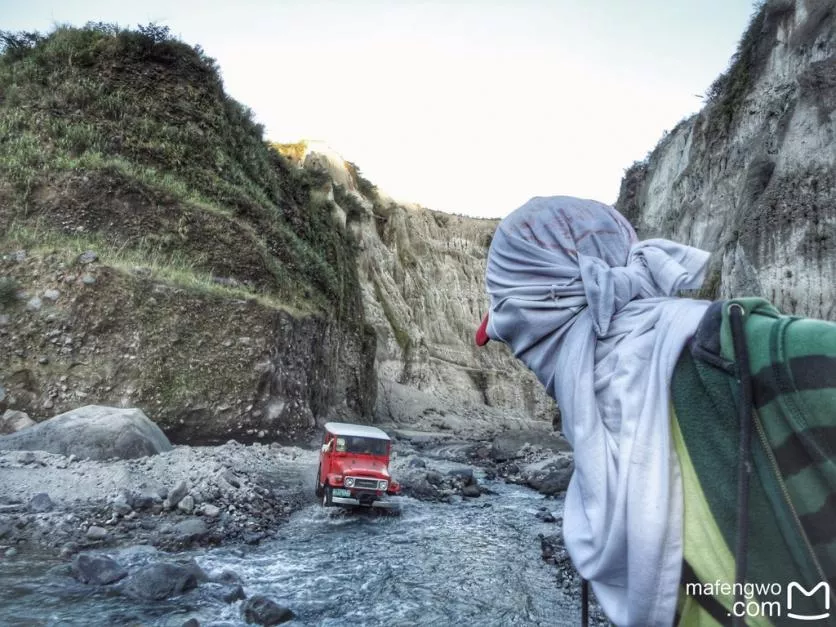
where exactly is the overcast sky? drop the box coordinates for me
[3,0,757,217]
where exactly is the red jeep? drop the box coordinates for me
[316,422,400,509]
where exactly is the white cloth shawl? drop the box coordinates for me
[484,196,711,626]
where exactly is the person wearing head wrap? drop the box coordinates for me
[476,195,711,625]
[477,195,836,627]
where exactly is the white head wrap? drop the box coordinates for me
[484,196,710,626]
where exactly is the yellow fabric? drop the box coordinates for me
[672,407,774,627]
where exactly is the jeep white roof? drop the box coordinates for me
[324,422,391,440]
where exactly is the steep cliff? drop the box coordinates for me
[283,142,557,424]
[616,0,835,320]
[0,25,376,443]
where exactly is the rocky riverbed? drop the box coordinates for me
[0,404,601,625]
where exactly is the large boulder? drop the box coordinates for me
[489,430,571,462]
[522,455,574,496]
[71,553,128,585]
[0,405,172,460]
[0,410,36,434]
[122,562,199,600]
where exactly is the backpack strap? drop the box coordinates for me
[728,303,755,627]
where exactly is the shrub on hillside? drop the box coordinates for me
[0,277,19,307]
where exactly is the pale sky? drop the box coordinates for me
[3,0,757,217]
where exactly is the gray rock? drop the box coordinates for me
[0,314,9,327]
[0,520,13,538]
[461,484,481,498]
[536,510,557,523]
[221,584,246,603]
[425,471,444,486]
[123,562,199,600]
[132,495,155,510]
[202,582,246,604]
[174,518,208,543]
[523,456,574,496]
[167,480,188,507]
[177,495,195,514]
[43,289,60,301]
[241,595,295,625]
[26,296,42,312]
[181,619,200,627]
[6,547,18,558]
[81,274,96,285]
[86,525,108,540]
[0,405,172,460]
[12,250,26,262]
[112,497,132,516]
[200,503,220,518]
[490,430,571,462]
[18,450,35,464]
[78,251,98,264]
[221,470,241,488]
[29,492,54,512]
[447,467,475,485]
[71,553,128,585]
[0,385,6,413]
[407,457,426,468]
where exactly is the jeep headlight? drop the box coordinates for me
[378,480,388,491]
[344,477,355,488]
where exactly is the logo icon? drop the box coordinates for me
[787,582,831,621]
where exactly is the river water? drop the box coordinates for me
[1,478,585,626]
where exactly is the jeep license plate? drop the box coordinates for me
[333,489,351,497]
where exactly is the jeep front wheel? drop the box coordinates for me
[322,485,333,507]
[315,467,324,498]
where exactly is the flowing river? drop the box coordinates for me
[1,475,586,626]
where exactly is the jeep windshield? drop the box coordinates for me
[335,436,388,456]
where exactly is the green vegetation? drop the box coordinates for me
[333,183,367,220]
[345,161,376,199]
[697,266,723,302]
[0,23,363,323]
[0,276,18,307]
[4,220,308,314]
[704,1,793,133]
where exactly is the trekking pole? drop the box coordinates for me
[729,304,753,627]
[581,578,589,627]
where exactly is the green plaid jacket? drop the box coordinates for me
[673,298,836,626]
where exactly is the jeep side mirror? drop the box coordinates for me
[321,442,331,453]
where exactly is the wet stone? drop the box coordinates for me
[174,518,207,543]
[29,493,54,512]
[123,562,198,600]
[241,594,295,626]
[71,553,128,585]
[86,525,107,541]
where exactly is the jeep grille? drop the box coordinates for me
[352,477,380,490]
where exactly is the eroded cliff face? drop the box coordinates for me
[0,254,376,445]
[616,0,836,319]
[291,143,557,424]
